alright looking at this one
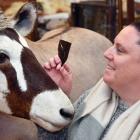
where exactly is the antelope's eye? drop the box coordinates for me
[0,52,9,63]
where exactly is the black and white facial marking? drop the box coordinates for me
[0,28,74,132]
[0,28,29,93]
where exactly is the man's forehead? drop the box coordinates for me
[115,26,140,44]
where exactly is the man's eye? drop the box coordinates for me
[116,47,124,53]
[117,48,121,52]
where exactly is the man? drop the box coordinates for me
[44,22,140,140]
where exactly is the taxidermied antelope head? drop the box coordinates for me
[0,2,74,132]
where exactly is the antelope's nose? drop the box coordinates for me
[60,108,74,119]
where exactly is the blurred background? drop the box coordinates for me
[0,0,139,41]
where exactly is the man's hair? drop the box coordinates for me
[130,22,140,45]
[131,22,140,32]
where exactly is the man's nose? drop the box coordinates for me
[104,46,114,60]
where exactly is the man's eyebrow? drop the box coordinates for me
[114,38,124,47]
[115,42,123,47]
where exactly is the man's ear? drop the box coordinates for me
[11,2,37,37]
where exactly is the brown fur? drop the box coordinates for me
[0,30,59,119]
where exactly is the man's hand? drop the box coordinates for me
[43,55,72,96]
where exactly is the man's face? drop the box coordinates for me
[103,25,140,91]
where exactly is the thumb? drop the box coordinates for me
[60,64,72,78]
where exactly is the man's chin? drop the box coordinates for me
[103,75,113,85]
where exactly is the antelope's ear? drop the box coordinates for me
[11,2,37,36]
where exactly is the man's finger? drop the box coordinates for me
[60,64,72,77]
[50,57,56,68]
[43,62,51,70]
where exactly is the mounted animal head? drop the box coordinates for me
[0,3,74,132]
